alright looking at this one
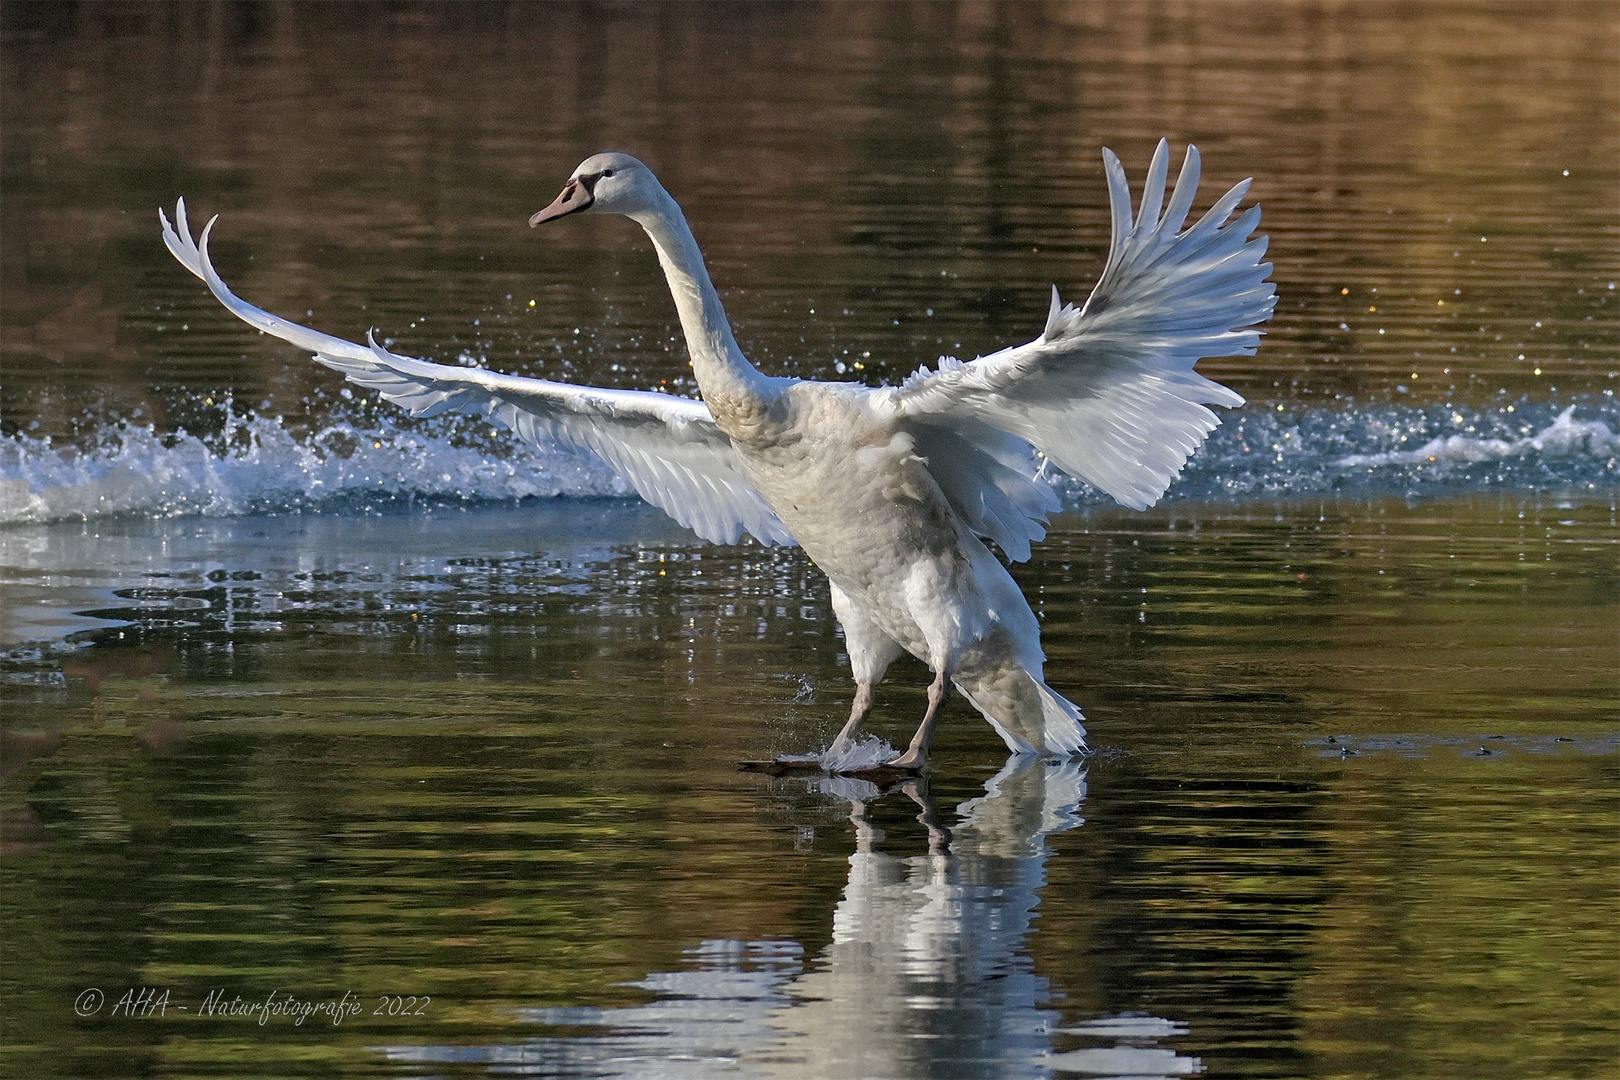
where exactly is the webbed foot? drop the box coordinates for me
[883,747,927,771]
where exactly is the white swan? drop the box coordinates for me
[160,140,1274,768]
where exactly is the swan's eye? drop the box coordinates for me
[602,169,614,178]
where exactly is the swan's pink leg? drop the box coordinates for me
[886,668,948,770]
[827,681,874,757]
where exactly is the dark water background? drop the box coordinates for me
[2,3,1616,1078]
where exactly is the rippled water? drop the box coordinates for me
[2,4,1616,1078]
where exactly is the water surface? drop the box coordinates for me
[2,4,1616,1078]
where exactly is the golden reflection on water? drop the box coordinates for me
[1,2,1617,1077]
[2,0,1616,443]
[2,495,1615,1077]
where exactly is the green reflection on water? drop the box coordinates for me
[2,2,1617,1075]
[2,496,1615,1078]
[3,0,1617,443]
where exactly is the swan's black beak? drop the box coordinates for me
[529,179,593,226]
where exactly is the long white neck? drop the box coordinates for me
[630,190,779,424]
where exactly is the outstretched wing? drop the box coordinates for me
[885,139,1274,516]
[160,199,793,546]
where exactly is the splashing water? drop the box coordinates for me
[0,410,627,525]
[769,735,900,774]
[1331,405,1617,468]
[1112,395,1618,504]
[817,735,901,773]
[1,396,1614,527]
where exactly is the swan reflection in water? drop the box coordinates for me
[377,756,1202,1078]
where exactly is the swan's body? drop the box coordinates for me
[161,141,1273,768]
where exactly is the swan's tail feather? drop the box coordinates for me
[1033,680,1087,756]
[954,664,1087,758]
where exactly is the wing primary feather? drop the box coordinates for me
[1099,148,1134,271]
[1042,285,1064,340]
[891,142,1273,512]
[1181,178,1253,249]
[1160,144,1202,237]
[1135,138,1170,237]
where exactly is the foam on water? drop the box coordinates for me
[797,735,901,774]
[1142,395,1618,504]
[1,396,1614,527]
[1331,405,1617,468]
[0,410,628,525]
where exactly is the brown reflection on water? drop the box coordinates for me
[1031,496,1619,734]
[59,641,175,694]
[3,1,1616,446]
[2,4,1616,1074]
[0,495,1613,1076]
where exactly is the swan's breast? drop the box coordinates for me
[734,384,964,594]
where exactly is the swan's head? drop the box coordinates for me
[529,152,663,226]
